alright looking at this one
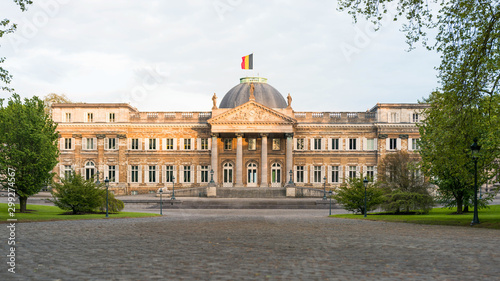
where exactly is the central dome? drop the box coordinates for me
[219,77,287,108]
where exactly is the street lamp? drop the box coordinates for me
[171,176,176,201]
[209,169,215,184]
[159,188,163,215]
[363,177,368,218]
[95,170,100,186]
[105,177,109,218]
[323,176,327,200]
[470,138,481,226]
[329,190,333,216]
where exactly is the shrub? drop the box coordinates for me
[382,190,434,214]
[51,173,105,214]
[333,177,384,214]
[96,191,124,213]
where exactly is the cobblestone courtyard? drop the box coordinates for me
[2,209,500,280]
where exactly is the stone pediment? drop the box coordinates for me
[208,101,296,125]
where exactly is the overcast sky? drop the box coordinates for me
[0,0,441,112]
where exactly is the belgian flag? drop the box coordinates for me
[241,54,253,69]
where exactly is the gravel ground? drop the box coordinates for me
[1,209,499,280]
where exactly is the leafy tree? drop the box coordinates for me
[0,94,59,212]
[378,151,434,214]
[333,177,384,214]
[43,93,72,116]
[1,0,33,92]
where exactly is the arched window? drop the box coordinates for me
[247,162,258,187]
[271,163,281,187]
[85,161,95,181]
[223,162,233,187]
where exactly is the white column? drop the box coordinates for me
[235,133,243,187]
[286,133,293,183]
[211,134,218,185]
[260,133,268,187]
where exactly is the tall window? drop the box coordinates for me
[108,138,117,150]
[201,138,209,150]
[296,138,305,150]
[85,161,95,180]
[86,138,95,150]
[314,138,322,150]
[64,165,72,179]
[87,112,94,122]
[224,139,232,150]
[272,139,280,150]
[108,113,116,122]
[271,163,281,184]
[131,139,140,150]
[412,138,420,150]
[331,138,339,150]
[223,162,233,184]
[389,138,397,150]
[247,163,257,184]
[349,166,357,179]
[149,139,157,150]
[296,166,304,183]
[248,138,256,150]
[165,138,173,150]
[131,165,139,183]
[390,112,399,123]
[313,166,322,183]
[165,166,174,182]
[331,166,339,183]
[149,166,156,183]
[366,138,375,150]
[65,113,71,122]
[349,138,357,150]
[366,166,374,179]
[183,165,191,183]
[412,113,419,123]
[184,139,191,150]
[200,165,209,183]
[108,165,116,182]
[64,138,72,150]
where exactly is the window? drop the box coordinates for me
[131,165,139,183]
[296,138,305,150]
[64,165,72,179]
[223,163,233,184]
[65,113,71,122]
[313,166,323,183]
[200,165,209,183]
[86,138,95,150]
[412,138,420,150]
[224,139,232,150]
[165,138,174,150]
[183,165,191,183]
[108,113,115,122]
[164,166,174,182]
[148,166,157,183]
[314,138,322,150]
[108,165,116,182]
[248,138,256,150]
[247,163,257,184]
[107,138,117,150]
[331,166,339,183]
[295,166,304,183]
[366,166,375,179]
[131,139,140,150]
[271,163,281,184]
[85,161,95,180]
[366,138,375,150]
[412,113,419,123]
[331,138,339,150]
[87,113,94,122]
[349,166,357,179]
[184,139,191,150]
[201,138,209,150]
[272,139,280,150]
[389,138,397,150]
[64,138,72,150]
[412,169,421,180]
[149,138,157,150]
[389,112,399,123]
[349,138,357,150]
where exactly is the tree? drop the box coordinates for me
[0,94,59,212]
[333,177,384,214]
[43,93,72,116]
[378,151,434,214]
[1,0,33,92]
[51,173,105,214]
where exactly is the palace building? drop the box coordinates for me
[52,77,426,195]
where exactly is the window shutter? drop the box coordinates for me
[106,113,110,122]
[127,166,131,183]
[93,138,97,150]
[408,138,413,151]
[356,166,360,178]
[321,165,325,181]
[309,165,314,183]
[327,138,331,151]
[179,138,184,150]
[59,164,64,180]
[386,138,390,151]
[173,138,177,150]
[155,138,159,150]
[320,138,326,150]
[104,165,109,181]
[374,166,378,181]
[155,165,159,183]
[190,165,194,183]
[327,166,332,183]
[162,138,166,150]
[374,138,378,151]
[179,166,184,183]
[138,138,142,150]
[362,165,367,178]
[310,139,314,150]
[173,165,177,183]
[84,112,88,122]
[293,166,297,182]
[104,138,109,150]
[303,166,308,183]
[356,138,361,150]
[396,113,400,123]
[60,138,65,150]
[197,138,201,150]
[208,138,212,150]
[115,165,120,183]
[339,166,344,183]
[144,165,149,183]
[339,138,344,150]
[190,138,195,150]
[362,138,367,150]
[145,138,149,150]
[138,165,143,183]
[197,165,201,183]
[293,138,297,150]
[397,138,402,150]
[70,138,75,150]
[82,138,87,150]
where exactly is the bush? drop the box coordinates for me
[96,191,124,213]
[382,190,434,214]
[333,177,384,214]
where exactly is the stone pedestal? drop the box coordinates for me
[286,187,296,197]
[207,186,217,197]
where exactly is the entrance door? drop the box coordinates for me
[271,163,281,187]
[247,163,258,187]
[223,162,233,187]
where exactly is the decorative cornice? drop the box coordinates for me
[56,123,210,128]
[208,100,296,125]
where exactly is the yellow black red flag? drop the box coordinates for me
[241,54,253,69]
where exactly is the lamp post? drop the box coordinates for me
[105,177,109,218]
[323,176,327,200]
[363,177,368,218]
[95,170,100,186]
[171,176,176,201]
[159,188,163,215]
[329,190,333,216]
[470,138,481,226]
[209,169,215,184]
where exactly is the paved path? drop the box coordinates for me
[2,209,500,280]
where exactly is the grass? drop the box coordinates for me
[0,203,160,223]
[331,205,500,229]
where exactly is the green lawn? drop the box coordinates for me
[331,205,500,229]
[0,203,160,223]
